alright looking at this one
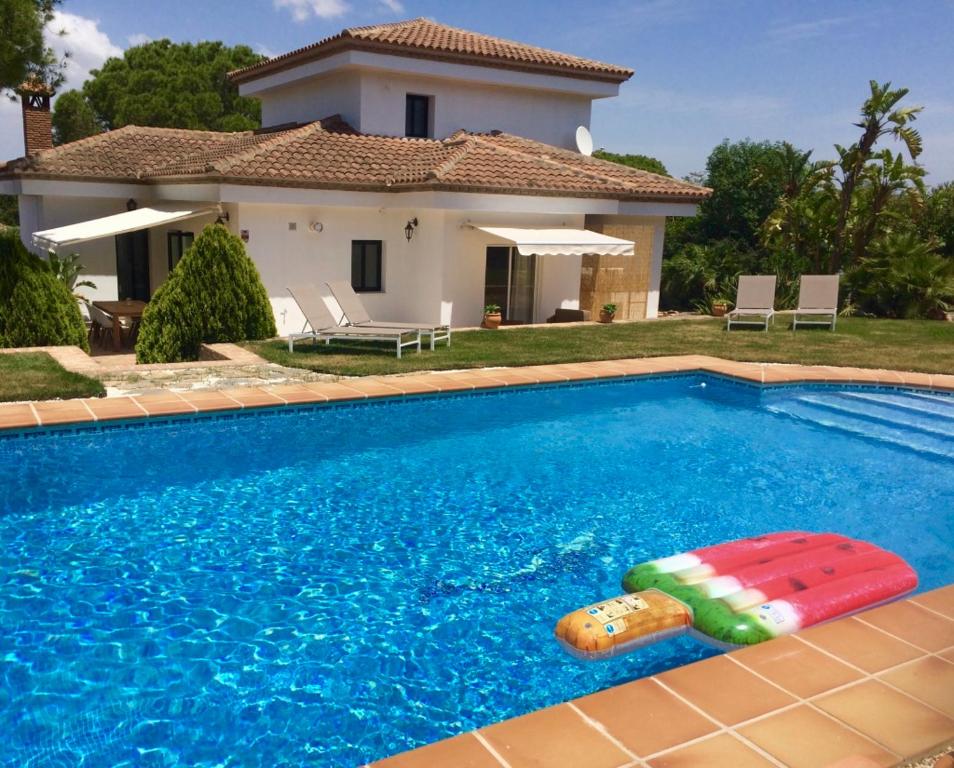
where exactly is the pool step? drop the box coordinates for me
[794,394,954,441]
[765,395,954,461]
[837,391,954,422]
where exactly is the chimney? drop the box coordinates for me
[17,79,54,155]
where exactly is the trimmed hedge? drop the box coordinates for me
[0,228,90,352]
[136,224,276,363]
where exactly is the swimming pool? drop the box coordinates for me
[1,374,952,766]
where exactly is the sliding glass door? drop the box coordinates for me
[484,247,537,324]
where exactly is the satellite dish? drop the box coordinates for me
[575,125,594,156]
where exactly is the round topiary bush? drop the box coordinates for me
[0,228,90,352]
[136,224,276,363]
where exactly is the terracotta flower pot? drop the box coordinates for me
[712,304,728,318]
[482,312,502,329]
[598,311,615,324]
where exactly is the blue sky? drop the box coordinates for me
[3,0,953,184]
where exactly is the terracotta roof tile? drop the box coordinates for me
[229,18,633,84]
[0,118,709,203]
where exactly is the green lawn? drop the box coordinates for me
[247,316,954,377]
[0,352,105,402]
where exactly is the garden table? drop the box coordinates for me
[93,299,147,352]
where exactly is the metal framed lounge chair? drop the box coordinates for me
[286,284,421,358]
[726,275,777,332]
[325,280,451,350]
[792,274,840,331]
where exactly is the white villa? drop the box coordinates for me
[0,18,708,334]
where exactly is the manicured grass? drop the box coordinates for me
[0,352,105,402]
[247,316,954,377]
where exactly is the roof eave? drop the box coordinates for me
[229,38,633,86]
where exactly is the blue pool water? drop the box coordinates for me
[1,374,952,767]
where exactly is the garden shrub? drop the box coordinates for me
[136,224,276,362]
[0,228,89,352]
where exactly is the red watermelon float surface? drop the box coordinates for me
[556,532,918,659]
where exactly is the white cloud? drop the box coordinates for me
[254,43,279,59]
[47,11,123,91]
[274,0,350,22]
[766,17,851,43]
[127,33,153,47]
[379,0,404,12]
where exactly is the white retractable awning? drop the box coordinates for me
[32,204,219,250]
[474,226,635,256]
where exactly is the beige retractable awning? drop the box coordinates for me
[474,226,635,256]
[32,204,219,250]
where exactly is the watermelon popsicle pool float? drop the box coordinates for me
[555,532,917,659]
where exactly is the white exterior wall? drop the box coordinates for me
[258,71,362,129]
[357,71,591,147]
[235,202,447,336]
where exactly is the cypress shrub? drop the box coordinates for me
[136,224,276,362]
[0,228,89,352]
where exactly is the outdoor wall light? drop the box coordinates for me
[404,217,418,242]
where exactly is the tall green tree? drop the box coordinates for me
[51,88,100,144]
[0,0,63,93]
[830,81,923,270]
[80,40,264,132]
[593,150,668,176]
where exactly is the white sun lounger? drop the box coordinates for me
[286,284,421,358]
[326,280,451,350]
[726,275,777,332]
[792,274,840,331]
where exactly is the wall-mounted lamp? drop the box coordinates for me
[404,217,419,242]
[216,210,230,224]
[308,221,324,233]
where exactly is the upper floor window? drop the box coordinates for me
[352,240,383,292]
[167,230,195,271]
[405,94,431,138]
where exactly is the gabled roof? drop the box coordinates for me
[229,18,634,85]
[0,117,710,203]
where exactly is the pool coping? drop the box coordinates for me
[367,585,954,768]
[2,355,953,433]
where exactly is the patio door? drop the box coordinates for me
[484,246,537,324]
[116,230,150,301]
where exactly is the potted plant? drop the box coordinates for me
[598,302,618,323]
[482,303,502,329]
[711,298,731,317]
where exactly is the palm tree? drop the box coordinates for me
[831,81,923,271]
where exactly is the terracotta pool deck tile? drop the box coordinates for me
[796,616,923,673]
[83,397,147,421]
[337,378,406,398]
[533,364,597,381]
[33,399,96,425]
[655,655,796,726]
[879,656,954,718]
[132,392,197,416]
[178,390,243,412]
[520,366,570,383]
[216,387,285,408]
[911,585,954,620]
[647,733,776,768]
[731,635,863,698]
[814,679,954,757]
[940,648,954,664]
[263,385,325,404]
[574,677,718,757]
[857,600,954,652]
[478,703,632,768]
[0,403,40,429]
[303,382,368,401]
[738,705,897,768]
[469,369,538,386]
[382,376,442,394]
[930,373,954,391]
[370,733,501,767]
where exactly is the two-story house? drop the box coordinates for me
[0,18,708,334]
